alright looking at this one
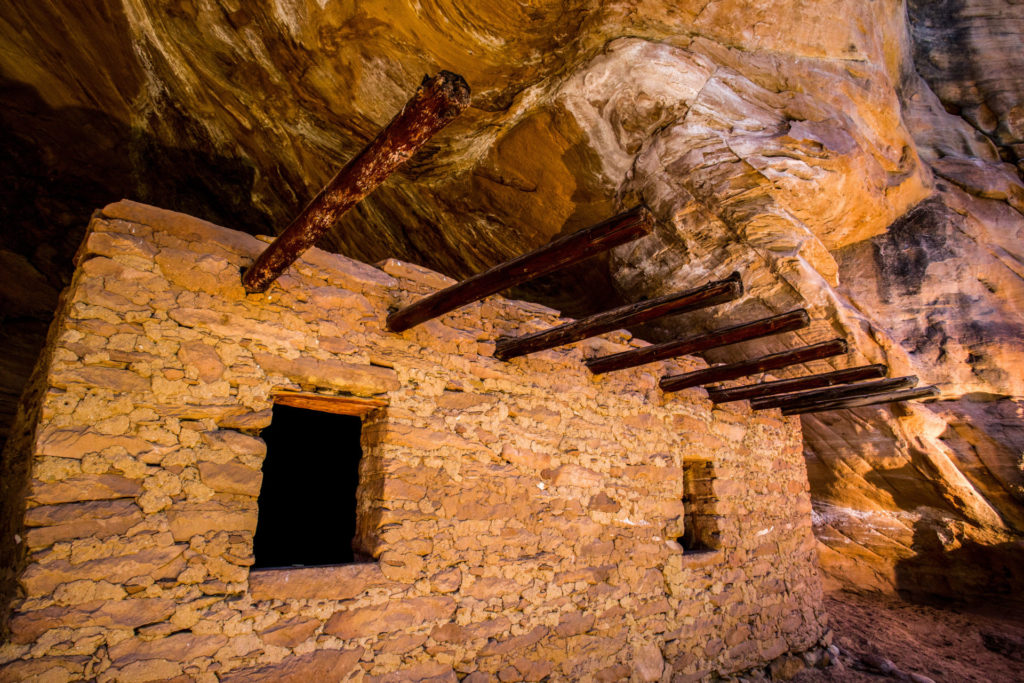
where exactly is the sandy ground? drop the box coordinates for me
[794,591,1024,682]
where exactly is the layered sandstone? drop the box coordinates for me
[0,202,826,680]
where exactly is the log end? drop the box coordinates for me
[659,374,693,393]
[635,204,656,231]
[385,310,412,334]
[725,271,744,297]
[492,337,516,362]
[240,265,271,294]
[427,70,472,111]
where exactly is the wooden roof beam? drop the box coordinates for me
[386,205,655,332]
[493,273,742,361]
[750,376,918,411]
[660,338,848,393]
[243,71,471,294]
[781,386,940,415]
[585,308,808,375]
[705,364,888,404]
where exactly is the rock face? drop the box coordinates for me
[0,202,826,679]
[0,2,1022,600]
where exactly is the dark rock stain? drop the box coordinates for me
[872,199,957,300]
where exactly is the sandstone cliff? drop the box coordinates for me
[1,0,1022,600]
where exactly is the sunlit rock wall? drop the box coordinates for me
[0,1,1022,600]
[0,202,825,681]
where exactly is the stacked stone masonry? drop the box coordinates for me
[0,201,826,681]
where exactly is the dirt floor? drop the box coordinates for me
[793,591,1024,682]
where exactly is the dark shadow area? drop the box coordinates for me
[679,459,721,552]
[0,73,277,453]
[894,519,1024,607]
[871,198,957,300]
[822,589,1024,682]
[508,251,627,321]
[253,404,366,568]
[862,461,960,516]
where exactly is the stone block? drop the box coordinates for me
[380,477,427,501]
[323,596,456,639]
[156,249,244,297]
[769,655,806,680]
[109,632,228,664]
[197,461,262,496]
[588,492,621,512]
[82,226,159,261]
[633,642,665,682]
[201,430,266,458]
[24,499,144,549]
[379,550,426,582]
[466,575,522,601]
[254,352,399,395]
[383,423,486,453]
[170,308,305,349]
[501,444,553,470]
[216,408,274,430]
[480,626,549,657]
[9,599,175,644]
[258,616,320,648]
[297,254,397,297]
[165,500,257,541]
[555,612,595,637]
[100,200,264,258]
[430,567,463,593]
[593,664,632,682]
[370,661,458,683]
[106,659,183,681]
[0,656,90,683]
[541,464,603,488]
[220,647,364,683]
[625,465,684,484]
[20,545,187,596]
[431,622,471,643]
[28,474,143,505]
[380,633,428,654]
[36,427,152,459]
[377,258,456,289]
[50,366,149,393]
[248,563,391,600]
[177,341,226,383]
[513,658,553,682]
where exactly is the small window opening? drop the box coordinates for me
[253,403,370,568]
[678,459,721,553]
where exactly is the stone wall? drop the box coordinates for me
[0,201,826,681]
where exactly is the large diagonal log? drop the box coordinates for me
[706,364,887,404]
[242,71,471,293]
[750,375,918,411]
[585,308,808,375]
[782,386,940,416]
[492,273,742,361]
[660,338,848,393]
[386,205,655,332]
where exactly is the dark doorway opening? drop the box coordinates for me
[253,403,364,568]
[678,459,721,553]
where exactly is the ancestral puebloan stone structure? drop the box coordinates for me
[0,201,828,681]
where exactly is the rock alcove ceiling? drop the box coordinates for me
[1,0,1023,600]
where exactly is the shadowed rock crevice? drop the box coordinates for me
[907,0,1024,171]
[0,74,276,451]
